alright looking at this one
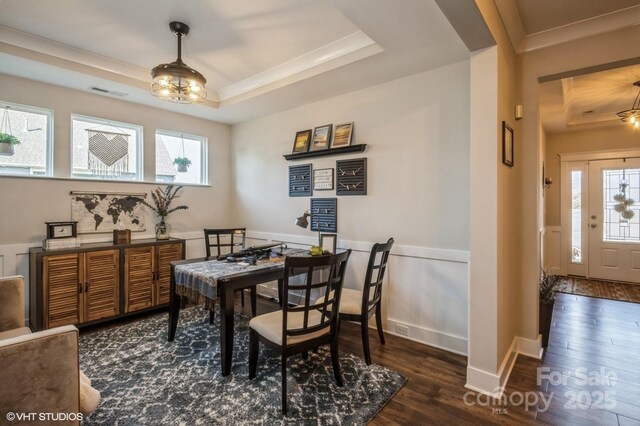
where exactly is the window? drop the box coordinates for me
[0,102,53,176]
[571,170,582,262]
[155,130,207,185]
[71,115,142,181]
[602,168,640,242]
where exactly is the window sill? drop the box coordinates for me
[0,174,211,188]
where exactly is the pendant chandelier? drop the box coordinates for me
[151,21,207,104]
[616,81,640,128]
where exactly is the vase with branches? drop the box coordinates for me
[135,185,188,239]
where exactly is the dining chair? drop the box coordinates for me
[248,250,352,414]
[203,228,256,322]
[328,238,394,365]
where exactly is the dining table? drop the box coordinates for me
[167,248,304,376]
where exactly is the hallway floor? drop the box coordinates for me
[508,293,640,425]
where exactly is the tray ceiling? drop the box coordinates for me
[0,0,473,123]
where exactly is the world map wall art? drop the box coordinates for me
[70,191,147,234]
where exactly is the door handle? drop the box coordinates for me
[590,223,597,228]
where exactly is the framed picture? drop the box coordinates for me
[331,122,353,148]
[292,129,312,153]
[320,233,337,254]
[502,121,514,167]
[313,168,334,190]
[310,124,332,151]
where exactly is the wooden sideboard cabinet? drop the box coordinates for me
[30,238,185,331]
[124,242,183,312]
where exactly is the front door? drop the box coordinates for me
[588,159,640,282]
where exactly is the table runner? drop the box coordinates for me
[174,257,284,305]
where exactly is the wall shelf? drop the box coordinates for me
[283,144,366,161]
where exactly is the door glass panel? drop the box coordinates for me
[571,170,582,262]
[603,168,640,242]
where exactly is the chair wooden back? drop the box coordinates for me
[361,238,394,314]
[203,228,246,258]
[282,250,351,346]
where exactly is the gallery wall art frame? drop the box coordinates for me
[310,124,332,151]
[292,129,312,153]
[331,122,353,148]
[502,121,514,167]
[313,168,334,190]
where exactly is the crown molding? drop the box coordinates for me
[518,5,640,53]
[216,31,381,104]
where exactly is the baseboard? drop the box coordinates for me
[516,335,543,359]
[465,337,518,398]
[385,319,467,355]
[465,366,503,398]
[465,334,543,397]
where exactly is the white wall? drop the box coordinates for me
[0,74,234,316]
[231,61,470,354]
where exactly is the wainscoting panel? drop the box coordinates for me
[247,231,469,355]
[544,226,563,275]
[2,231,470,355]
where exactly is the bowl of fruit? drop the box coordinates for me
[308,245,330,256]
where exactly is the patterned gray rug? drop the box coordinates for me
[79,307,406,425]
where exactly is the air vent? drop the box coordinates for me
[89,86,128,97]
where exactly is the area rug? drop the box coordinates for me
[558,276,640,304]
[79,307,406,425]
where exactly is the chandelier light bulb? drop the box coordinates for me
[635,121,639,128]
[631,116,636,124]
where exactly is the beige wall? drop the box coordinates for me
[0,74,233,246]
[467,0,521,390]
[232,61,470,249]
[519,25,640,343]
[232,61,471,353]
[545,125,639,226]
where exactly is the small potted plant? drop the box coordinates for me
[130,185,188,240]
[539,269,562,349]
[0,132,20,156]
[173,156,192,173]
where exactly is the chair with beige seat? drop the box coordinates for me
[323,238,394,365]
[248,250,351,414]
[0,275,100,418]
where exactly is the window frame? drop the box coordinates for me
[155,129,208,186]
[70,113,144,182]
[0,101,54,177]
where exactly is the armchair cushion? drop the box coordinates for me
[0,327,31,340]
[0,275,25,332]
[0,326,80,415]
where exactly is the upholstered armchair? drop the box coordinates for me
[0,275,100,418]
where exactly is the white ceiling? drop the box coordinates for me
[540,64,640,133]
[0,0,472,124]
[515,0,640,35]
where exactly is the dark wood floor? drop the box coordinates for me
[83,292,640,425]
[243,293,640,425]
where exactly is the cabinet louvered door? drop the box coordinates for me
[155,243,183,305]
[124,246,155,312]
[43,253,82,328]
[84,250,120,322]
